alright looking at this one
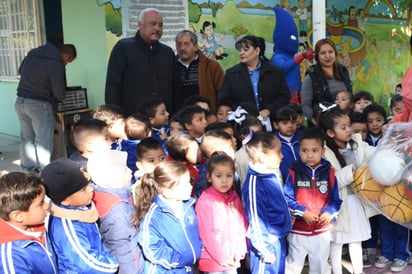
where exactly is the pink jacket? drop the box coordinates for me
[195,187,247,272]
[392,66,412,122]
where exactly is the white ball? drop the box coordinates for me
[369,148,405,186]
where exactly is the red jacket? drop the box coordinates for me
[195,187,247,272]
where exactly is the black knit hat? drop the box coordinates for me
[41,158,90,204]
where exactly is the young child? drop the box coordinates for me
[320,107,375,274]
[69,118,112,169]
[242,131,292,274]
[363,103,386,147]
[88,150,144,274]
[179,104,208,143]
[195,129,236,198]
[169,114,184,136]
[182,95,217,124]
[195,153,247,273]
[41,158,118,273]
[353,90,374,113]
[388,94,403,120]
[205,122,237,150]
[288,103,307,133]
[92,104,127,149]
[137,97,170,149]
[135,161,202,273]
[121,113,152,182]
[335,90,354,113]
[0,172,56,273]
[274,106,300,182]
[167,134,201,197]
[134,137,166,181]
[283,128,342,274]
[350,111,368,141]
[216,102,233,122]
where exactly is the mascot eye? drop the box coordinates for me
[290,35,297,40]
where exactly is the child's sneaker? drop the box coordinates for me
[390,259,407,272]
[362,248,371,268]
[375,256,392,268]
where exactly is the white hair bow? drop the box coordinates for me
[227,106,248,124]
[319,103,338,113]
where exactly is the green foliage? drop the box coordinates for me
[105,3,122,37]
[189,0,201,23]
[400,0,412,10]
[208,0,219,18]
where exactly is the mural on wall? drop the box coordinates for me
[97,0,122,59]
[189,0,412,108]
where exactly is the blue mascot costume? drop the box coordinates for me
[271,7,313,104]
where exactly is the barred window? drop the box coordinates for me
[0,0,41,80]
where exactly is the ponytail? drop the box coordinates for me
[134,172,157,226]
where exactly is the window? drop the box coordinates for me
[0,0,41,80]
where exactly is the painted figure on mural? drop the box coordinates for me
[338,39,352,79]
[347,6,358,27]
[198,21,227,60]
[358,8,368,32]
[296,0,308,33]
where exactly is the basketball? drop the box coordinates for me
[351,164,384,202]
[369,148,405,186]
[379,183,412,224]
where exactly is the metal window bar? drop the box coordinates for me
[0,0,40,80]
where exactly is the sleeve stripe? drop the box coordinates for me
[61,218,118,272]
[1,243,15,274]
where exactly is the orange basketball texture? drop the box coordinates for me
[379,183,412,223]
[352,165,385,202]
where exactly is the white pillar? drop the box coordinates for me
[312,0,326,47]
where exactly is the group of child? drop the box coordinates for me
[0,89,410,274]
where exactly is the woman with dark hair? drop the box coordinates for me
[301,38,352,125]
[218,35,290,120]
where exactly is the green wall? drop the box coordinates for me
[0,0,107,137]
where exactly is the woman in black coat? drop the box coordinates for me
[218,35,290,120]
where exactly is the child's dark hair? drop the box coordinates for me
[353,90,374,103]
[167,134,198,162]
[336,90,354,102]
[299,127,324,145]
[274,106,298,122]
[92,104,125,126]
[0,172,44,221]
[288,103,303,115]
[319,107,352,167]
[125,113,151,140]
[244,131,280,160]
[134,161,188,226]
[136,96,165,119]
[206,152,235,187]
[182,95,211,110]
[350,111,366,124]
[136,137,163,159]
[201,129,233,158]
[178,105,205,129]
[71,118,108,152]
[363,103,387,120]
[390,94,403,109]
[205,122,233,133]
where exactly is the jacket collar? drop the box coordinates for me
[135,30,159,53]
[203,186,238,202]
[0,218,44,244]
[154,195,196,214]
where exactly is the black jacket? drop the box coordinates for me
[218,60,290,115]
[105,31,180,115]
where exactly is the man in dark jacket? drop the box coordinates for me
[15,43,76,172]
[105,8,180,116]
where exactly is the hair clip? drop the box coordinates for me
[319,103,338,113]
[227,106,248,124]
[242,129,254,145]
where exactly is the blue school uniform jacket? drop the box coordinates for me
[48,203,119,273]
[0,219,57,274]
[275,131,300,182]
[138,195,202,273]
[242,165,292,259]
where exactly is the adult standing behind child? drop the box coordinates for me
[218,35,290,121]
[284,128,342,273]
[135,161,202,273]
[41,158,118,273]
[242,131,292,274]
[196,153,247,273]
[105,8,179,115]
[301,38,352,125]
[0,172,56,273]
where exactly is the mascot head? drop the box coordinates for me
[273,7,299,55]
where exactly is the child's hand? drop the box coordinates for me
[159,131,168,140]
[263,254,276,264]
[302,210,319,225]
[319,212,332,225]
